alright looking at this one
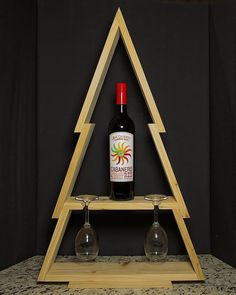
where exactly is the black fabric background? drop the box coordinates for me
[210,0,236,267]
[37,0,210,256]
[0,0,37,270]
[1,0,236,270]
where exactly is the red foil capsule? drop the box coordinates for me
[116,82,127,105]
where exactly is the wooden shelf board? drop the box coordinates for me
[68,280,173,289]
[43,261,198,288]
[65,196,178,211]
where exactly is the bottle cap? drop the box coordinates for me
[116,82,127,104]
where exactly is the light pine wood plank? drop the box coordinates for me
[74,18,120,132]
[173,209,205,280]
[45,261,198,285]
[52,123,94,219]
[38,208,71,281]
[68,280,173,289]
[65,196,178,210]
[148,124,189,218]
[116,9,165,132]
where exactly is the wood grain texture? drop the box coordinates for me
[116,9,165,132]
[52,123,94,218]
[173,209,205,280]
[44,261,197,288]
[68,280,173,289]
[148,123,189,218]
[74,18,120,133]
[74,8,165,133]
[65,196,178,210]
[38,208,71,281]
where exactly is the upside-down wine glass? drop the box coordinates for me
[74,195,99,261]
[144,194,168,261]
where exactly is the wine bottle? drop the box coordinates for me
[109,83,135,200]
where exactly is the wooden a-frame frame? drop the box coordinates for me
[38,8,204,288]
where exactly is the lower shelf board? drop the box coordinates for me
[41,261,199,288]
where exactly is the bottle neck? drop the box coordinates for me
[116,104,127,114]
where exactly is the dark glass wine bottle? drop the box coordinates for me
[109,83,135,200]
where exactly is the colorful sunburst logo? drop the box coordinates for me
[111,142,132,165]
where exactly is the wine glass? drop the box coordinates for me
[74,195,99,261]
[144,194,168,261]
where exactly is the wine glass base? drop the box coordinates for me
[74,194,98,203]
[144,194,168,204]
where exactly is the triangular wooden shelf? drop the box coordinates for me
[38,8,204,289]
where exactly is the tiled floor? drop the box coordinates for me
[0,255,235,294]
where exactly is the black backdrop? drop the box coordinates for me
[0,0,37,270]
[210,0,236,267]
[1,0,236,271]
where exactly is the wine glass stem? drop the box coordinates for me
[84,203,90,225]
[153,204,159,224]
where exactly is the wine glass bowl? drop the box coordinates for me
[144,222,168,262]
[144,194,168,262]
[75,224,99,261]
[74,195,99,261]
